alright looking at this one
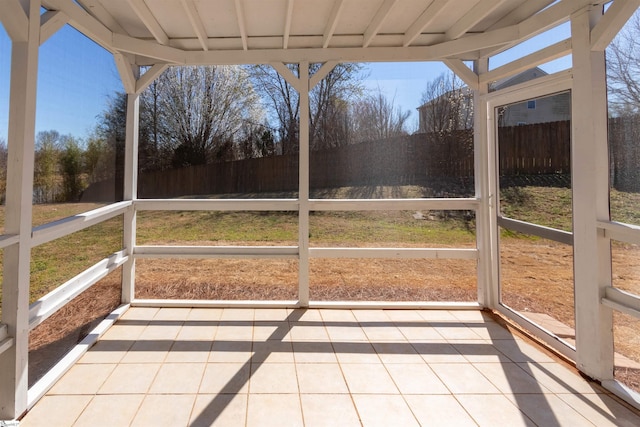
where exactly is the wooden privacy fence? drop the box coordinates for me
[498,121,571,175]
[609,116,640,192]
[85,120,580,200]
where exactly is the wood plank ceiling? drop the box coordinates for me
[40,0,607,65]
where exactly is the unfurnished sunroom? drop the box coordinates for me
[1,0,640,425]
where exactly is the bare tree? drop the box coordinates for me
[157,65,263,167]
[607,9,640,116]
[309,63,363,150]
[250,63,364,153]
[418,72,472,135]
[349,88,411,143]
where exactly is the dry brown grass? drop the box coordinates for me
[29,238,640,393]
[28,271,121,386]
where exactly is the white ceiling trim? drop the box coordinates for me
[446,0,510,41]
[591,0,640,51]
[486,0,556,32]
[180,26,517,66]
[234,0,249,50]
[126,0,169,45]
[180,0,209,51]
[403,0,449,47]
[46,0,113,52]
[323,0,346,49]
[113,33,185,63]
[480,0,593,58]
[481,38,572,84]
[77,0,128,35]
[363,0,399,48]
[283,0,295,49]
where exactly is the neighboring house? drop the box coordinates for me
[417,67,571,132]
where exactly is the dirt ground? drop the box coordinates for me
[29,239,640,391]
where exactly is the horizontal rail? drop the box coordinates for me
[0,337,13,357]
[0,233,19,249]
[603,287,640,320]
[309,247,478,259]
[134,245,299,259]
[0,324,12,357]
[309,198,479,211]
[599,221,640,245]
[132,299,299,308]
[498,216,573,245]
[29,250,129,331]
[28,304,129,410]
[31,201,132,247]
[135,198,299,211]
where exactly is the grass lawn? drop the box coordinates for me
[0,184,639,391]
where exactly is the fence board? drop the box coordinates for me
[82,117,640,200]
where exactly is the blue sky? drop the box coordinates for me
[0,22,572,143]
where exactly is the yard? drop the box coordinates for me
[1,184,639,390]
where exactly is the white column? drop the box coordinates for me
[571,6,613,381]
[298,62,310,306]
[122,92,140,303]
[0,0,40,419]
[473,58,497,308]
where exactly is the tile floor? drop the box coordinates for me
[19,307,640,427]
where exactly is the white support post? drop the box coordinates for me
[0,0,40,420]
[473,58,496,309]
[122,90,140,304]
[571,6,613,381]
[298,62,310,307]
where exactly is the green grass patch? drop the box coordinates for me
[1,186,640,317]
[309,211,475,246]
[137,211,299,244]
[500,185,573,232]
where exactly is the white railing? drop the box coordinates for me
[0,324,13,357]
[28,250,128,330]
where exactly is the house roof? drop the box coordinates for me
[40,0,606,66]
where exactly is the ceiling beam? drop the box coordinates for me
[591,0,640,51]
[443,59,478,90]
[76,0,128,34]
[283,0,295,49]
[480,38,572,84]
[446,0,509,40]
[113,33,185,63]
[0,0,29,42]
[403,0,449,47]
[486,0,556,31]
[480,0,593,58]
[45,0,114,51]
[183,26,517,66]
[127,0,169,45]
[363,0,398,48]
[40,10,68,45]
[234,0,248,50]
[180,0,209,51]
[323,0,345,48]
